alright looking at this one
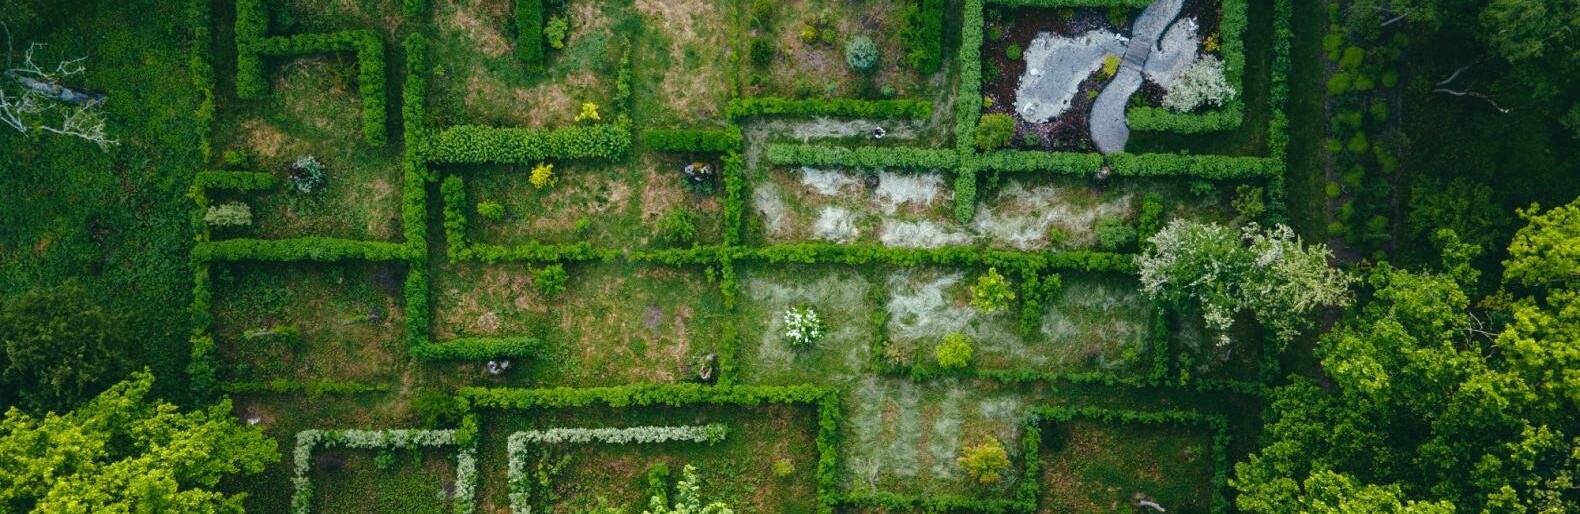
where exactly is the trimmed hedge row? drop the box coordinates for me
[233,0,387,145]
[194,171,277,191]
[426,121,632,164]
[644,127,743,153]
[1106,152,1279,179]
[412,337,546,360]
[986,0,1149,6]
[220,379,389,396]
[952,0,986,222]
[765,145,958,170]
[1127,0,1249,133]
[726,98,932,120]
[192,238,416,262]
[516,0,544,69]
[974,151,1104,174]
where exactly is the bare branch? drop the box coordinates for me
[1433,88,1512,113]
[1436,65,1473,87]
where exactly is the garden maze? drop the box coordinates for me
[188,0,1292,511]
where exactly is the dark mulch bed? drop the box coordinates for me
[981,6,1136,152]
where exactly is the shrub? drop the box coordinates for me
[1162,55,1236,113]
[957,437,1010,486]
[544,16,569,49]
[535,264,568,296]
[751,37,774,66]
[1095,217,1137,251]
[205,202,253,227]
[970,268,1016,314]
[935,332,973,369]
[530,162,556,189]
[477,201,505,221]
[772,458,795,478]
[1101,54,1120,78]
[1005,43,1022,60]
[657,208,697,247]
[974,113,1015,151]
[516,0,544,67]
[901,0,946,72]
[222,148,251,169]
[782,306,824,349]
[288,155,328,194]
[576,102,601,122]
[844,36,879,71]
[1233,185,1266,219]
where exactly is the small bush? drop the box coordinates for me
[413,389,464,428]
[935,332,973,369]
[749,0,775,29]
[222,148,252,169]
[544,16,569,49]
[288,155,328,194]
[477,201,505,221]
[958,437,1010,486]
[844,36,879,71]
[535,264,569,296]
[772,458,795,478]
[1005,43,1022,60]
[974,113,1015,151]
[576,102,601,122]
[1325,181,1342,199]
[1101,54,1120,78]
[205,202,253,228]
[1094,217,1137,251]
[782,306,825,349]
[374,450,396,470]
[970,268,1016,314]
[530,162,556,189]
[1232,185,1266,219]
[656,208,697,247]
[751,37,774,66]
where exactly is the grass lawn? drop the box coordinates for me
[313,448,460,514]
[1039,419,1216,514]
[729,0,933,100]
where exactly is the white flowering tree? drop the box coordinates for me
[2,27,114,149]
[1162,55,1237,113]
[1137,220,1352,347]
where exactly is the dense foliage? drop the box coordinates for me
[0,281,127,412]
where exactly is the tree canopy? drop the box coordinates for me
[0,371,279,513]
[0,280,128,412]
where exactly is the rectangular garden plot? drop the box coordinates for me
[211,262,408,386]
[731,264,882,386]
[293,429,476,514]
[429,261,726,387]
[450,153,725,251]
[211,55,405,241]
[464,386,836,514]
[730,0,935,100]
[631,0,735,125]
[1035,407,1228,514]
[427,0,634,127]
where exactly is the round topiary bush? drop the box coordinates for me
[935,332,974,369]
[844,36,879,71]
[974,113,1015,151]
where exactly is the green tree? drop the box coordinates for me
[1232,222,1579,514]
[957,437,1010,486]
[0,371,279,513]
[935,332,974,369]
[0,281,127,412]
[970,267,1016,314]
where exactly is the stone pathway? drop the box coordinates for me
[1090,0,1186,154]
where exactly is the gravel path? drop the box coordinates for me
[1090,0,1186,154]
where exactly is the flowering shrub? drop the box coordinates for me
[529,162,556,189]
[645,465,735,514]
[205,202,253,227]
[1162,55,1237,113]
[782,306,825,349]
[577,102,601,122]
[288,155,327,194]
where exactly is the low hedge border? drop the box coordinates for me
[426,121,633,164]
[645,127,743,153]
[766,145,959,170]
[726,98,933,120]
[234,0,388,146]
[1032,405,1231,514]
[1125,0,1249,133]
[507,424,727,511]
[460,384,842,514]
[291,429,477,514]
[194,171,278,191]
[192,238,416,262]
[837,410,1043,513]
[411,337,546,360]
[220,379,389,396]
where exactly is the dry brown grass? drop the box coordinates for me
[637,0,730,120]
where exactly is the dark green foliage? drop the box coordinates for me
[517,0,544,68]
[975,151,1105,174]
[644,128,743,153]
[1406,178,1511,256]
[1094,217,1138,251]
[220,379,389,396]
[726,98,932,120]
[974,113,1015,151]
[901,0,945,73]
[656,209,698,247]
[766,145,958,169]
[535,264,569,295]
[1005,44,1022,60]
[0,281,127,412]
[413,390,464,428]
[233,0,388,146]
[192,238,416,262]
[194,171,278,191]
[411,337,547,360]
[750,37,774,66]
[1137,193,1166,244]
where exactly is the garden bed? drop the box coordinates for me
[731,0,929,100]
[1038,418,1216,514]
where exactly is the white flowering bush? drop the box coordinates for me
[291,429,477,514]
[644,465,734,514]
[508,424,728,514]
[1137,220,1351,347]
[1162,55,1237,113]
[781,306,825,349]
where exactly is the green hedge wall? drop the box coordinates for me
[516,0,544,69]
[975,151,1104,174]
[726,98,932,120]
[1034,406,1231,514]
[426,121,632,164]
[645,128,743,153]
[1127,0,1249,133]
[953,0,985,222]
[412,337,546,360]
[194,171,277,191]
[901,0,946,73]
[192,238,416,262]
[1105,152,1279,179]
[233,0,387,146]
[765,145,959,170]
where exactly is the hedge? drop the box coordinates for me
[232,0,387,145]
[426,121,632,164]
[221,379,389,396]
[766,145,959,170]
[1105,152,1279,179]
[516,0,544,69]
[726,98,932,120]
[412,337,547,360]
[901,0,946,73]
[953,0,985,222]
[974,151,1104,175]
[986,0,1149,5]
[1127,0,1248,133]
[192,238,416,262]
[644,127,743,153]
[195,171,278,191]
[292,429,476,514]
